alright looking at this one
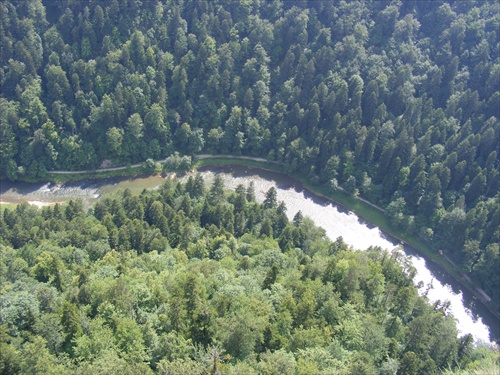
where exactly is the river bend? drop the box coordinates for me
[1,165,497,344]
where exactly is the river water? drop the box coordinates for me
[1,165,498,344]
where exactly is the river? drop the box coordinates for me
[1,165,498,344]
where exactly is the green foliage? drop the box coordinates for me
[20,336,67,375]
[162,152,192,172]
[1,177,495,373]
[0,324,21,374]
[1,0,499,371]
[2,0,498,302]
[142,158,159,174]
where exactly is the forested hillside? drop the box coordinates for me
[1,176,497,374]
[0,0,498,324]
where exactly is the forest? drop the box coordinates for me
[0,176,498,374]
[0,0,498,312]
[0,0,499,371]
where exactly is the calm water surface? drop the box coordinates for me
[1,166,498,344]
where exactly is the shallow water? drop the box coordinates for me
[1,167,498,343]
[189,165,497,344]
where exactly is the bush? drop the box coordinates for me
[143,158,158,173]
[163,152,192,172]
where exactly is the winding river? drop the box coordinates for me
[1,165,498,344]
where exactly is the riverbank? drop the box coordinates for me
[195,157,499,321]
[5,154,499,322]
[195,157,497,318]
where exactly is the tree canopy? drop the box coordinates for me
[1,176,497,374]
[0,0,499,365]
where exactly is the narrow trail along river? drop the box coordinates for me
[1,165,498,344]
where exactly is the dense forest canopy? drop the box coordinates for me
[0,176,497,374]
[0,0,499,358]
[1,0,498,313]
